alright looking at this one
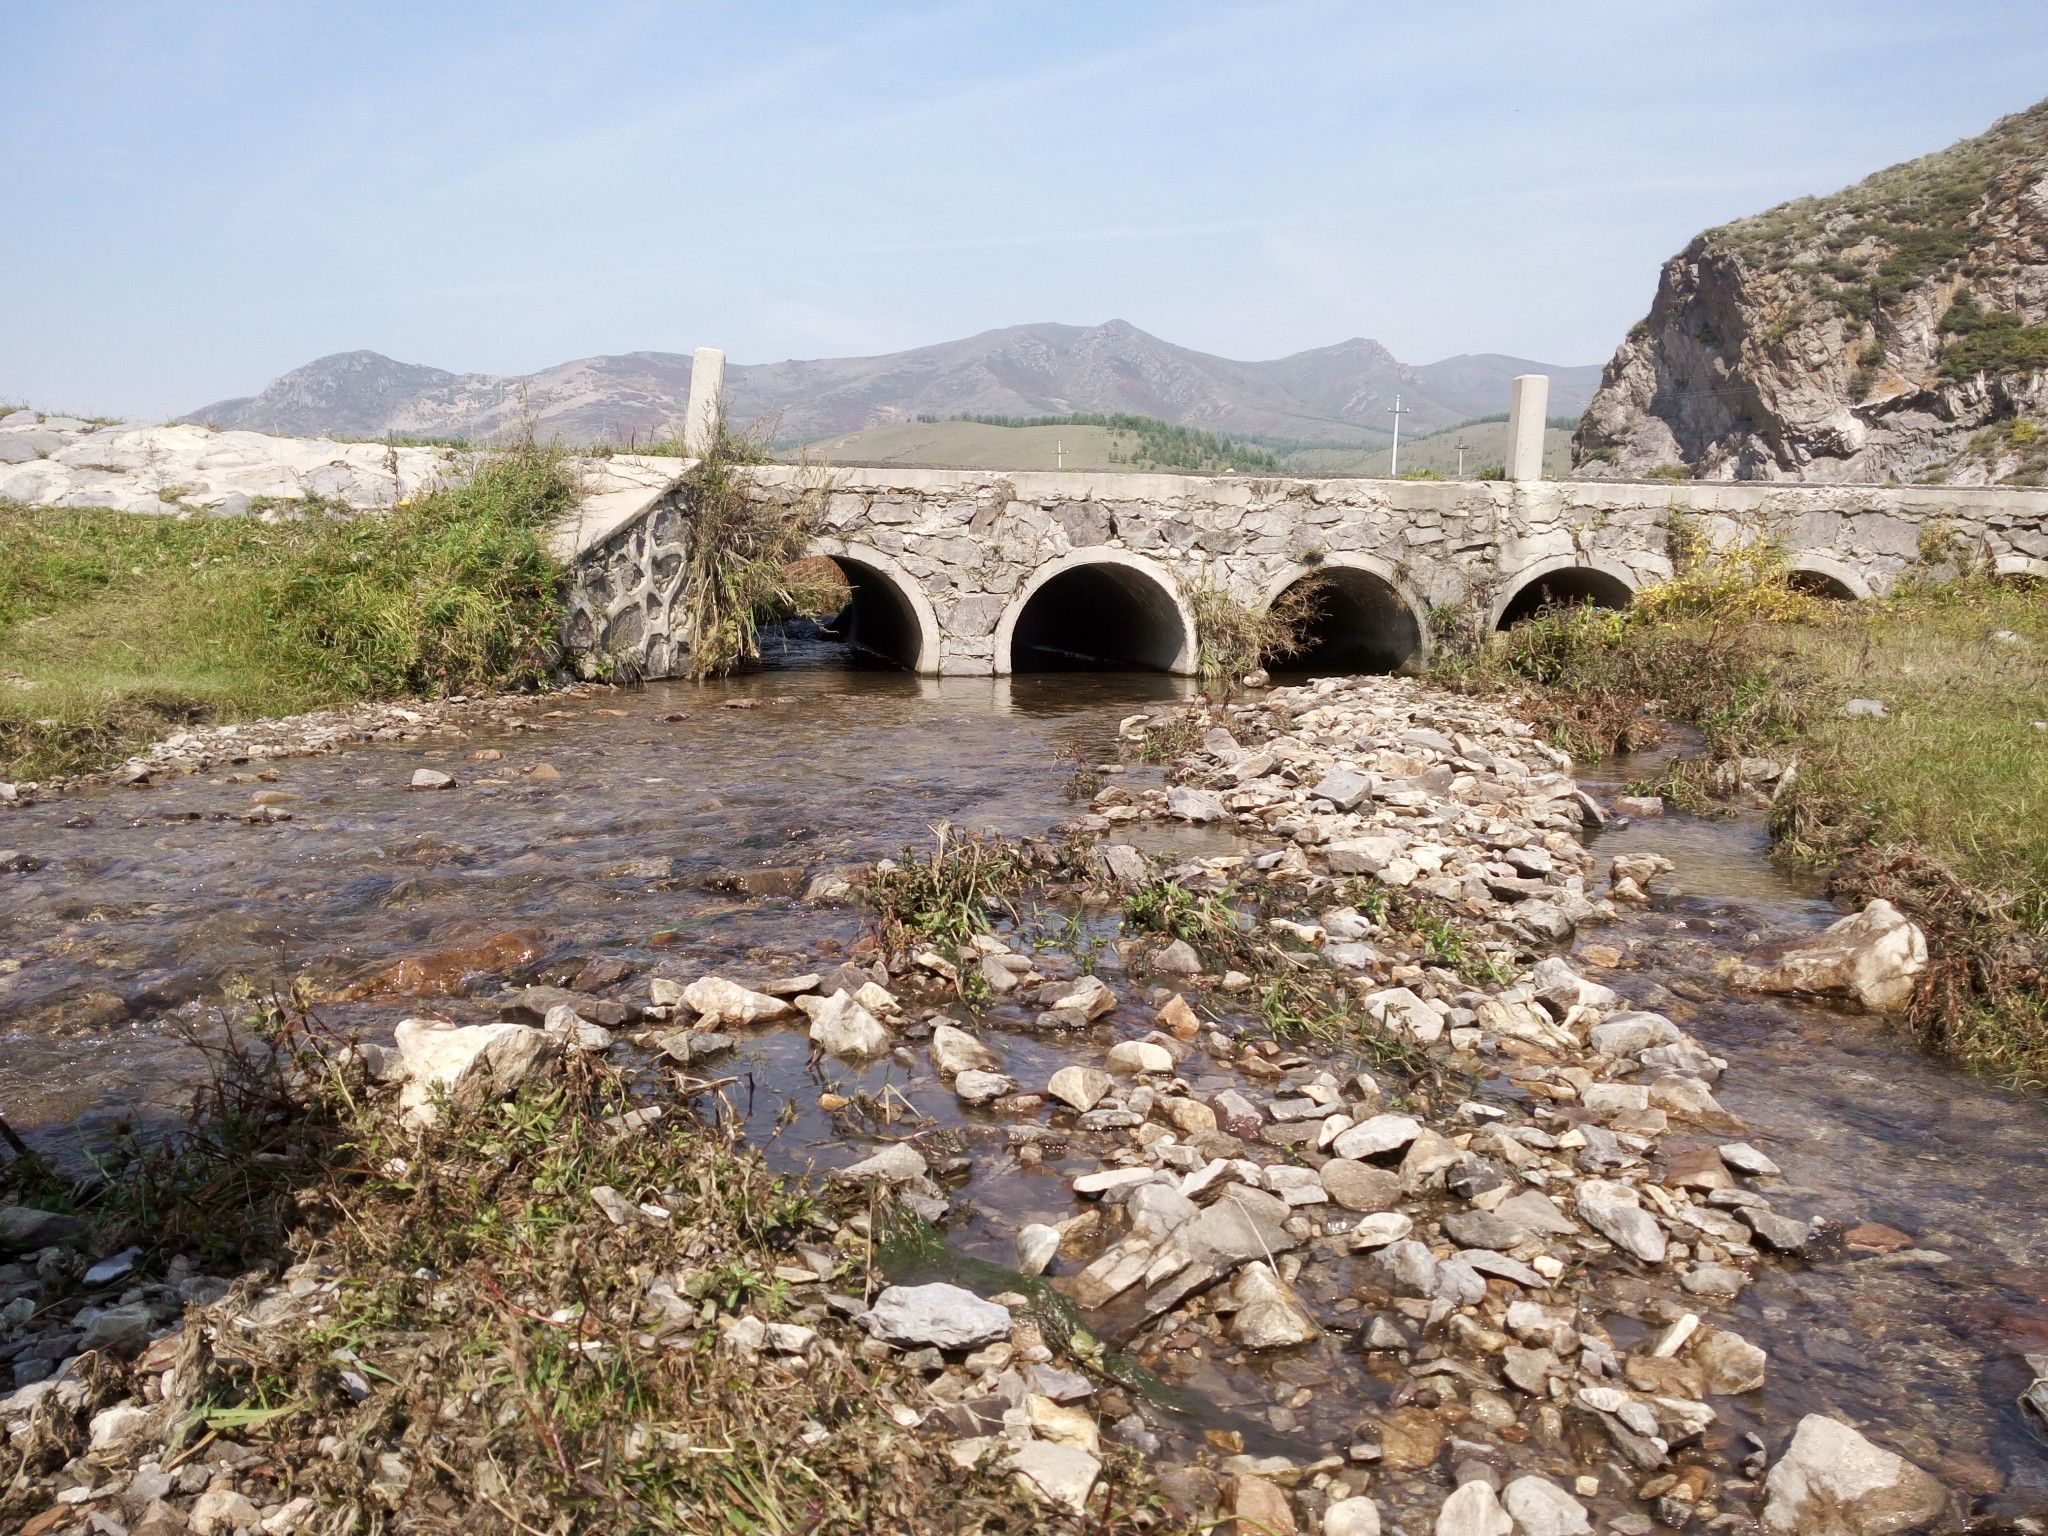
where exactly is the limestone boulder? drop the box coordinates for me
[1731,899,1927,1012]
[681,976,796,1025]
[798,990,890,1056]
[929,1022,1001,1077]
[1501,1476,1590,1536]
[1575,1179,1667,1264]
[862,1283,1011,1351]
[393,1018,559,1129]
[1225,1261,1319,1348]
[1437,1479,1513,1536]
[1761,1414,1946,1536]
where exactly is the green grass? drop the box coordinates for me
[1441,548,2048,1085]
[1772,580,2048,913]
[1260,420,1575,479]
[3,1012,1145,1533]
[0,445,576,780]
[1938,296,2048,380]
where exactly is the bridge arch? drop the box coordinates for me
[995,549,1196,674]
[1491,555,1639,629]
[805,538,943,674]
[1259,555,1429,674]
[1784,553,1872,600]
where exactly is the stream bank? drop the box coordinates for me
[1,659,2043,1532]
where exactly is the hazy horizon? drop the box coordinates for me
[7,1,2048,419]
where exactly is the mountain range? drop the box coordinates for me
[185,321,1601,448]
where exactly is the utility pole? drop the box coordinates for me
[1386,395,1409,477]
[1453,437,1469,478]
[1054,438,1065,470]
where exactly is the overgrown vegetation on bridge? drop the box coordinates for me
[0,445,575,781]
[1437,533,2048,1087]
[671,418,844,680]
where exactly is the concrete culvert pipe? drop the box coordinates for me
[812,556,926,670]
[1786,568,1862,600]
[1006,560,1192,673]
[1273,565,1424,675]
[1495,565,1635,629]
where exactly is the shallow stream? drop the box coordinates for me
[1,650,2043,1515]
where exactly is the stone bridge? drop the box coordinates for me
[554,461,2048,679]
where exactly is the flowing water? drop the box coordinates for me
[1,650,2043,1515]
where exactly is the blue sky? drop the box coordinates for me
[7,1,2046,418]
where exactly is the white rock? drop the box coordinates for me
[1762,1414,1946,1536]
[862,1283,1011,1351]
[1502,1475,1590,1536]
[88,1401,158,1451]
[1015,1223,1062,1275]
[393,1018,559,1129]
[1227,1261,1320,1348]
[1048,1065,1114,1111]
[799,990,891,1056]
[685,976,796,1025]
[1325,835,1405,875]
[1047,974,1118,1020]
[191,1489,265,1536]
[1575,1179,1667,1264]
[1106,1039,1174,1075]
[1167,785,1227,822]
[930,1022,1001,1077]
[952,1069,1016,1105]
[1327,1496,1383,1536]
[1362,986,1443,1043]
[1731,899,1928,1012]
[852,980,901,1016]
[834,1144,928,1190]
[542,1003,613,1053]
[1073,1167,1155,1198]
[1331,1114,1423,1160]
[1009,1439,1102,1514]
[408,768,454,791]
[1719,1141,1781,1176]
[1348,1211,1415,1249]
[1437,1479,1514,1536]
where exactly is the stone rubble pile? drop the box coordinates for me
[0,673,1958,1534]
[0,413,468,517]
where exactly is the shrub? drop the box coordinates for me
[269,443,577,696]
[1939,295,2048,380]
[1186,576,1327,695]
[672,419,842,680]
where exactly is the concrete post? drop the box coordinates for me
[1505,373,1550,482]
[682,346,726,459]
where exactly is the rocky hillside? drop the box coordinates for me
[186,322,1600,449]
[1576,98,2048,484]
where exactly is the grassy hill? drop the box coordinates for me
[1264,418,1575,479]
[795,413,1572,479]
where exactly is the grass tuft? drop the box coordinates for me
[1436,537,2048,1086]
[0,444,577,780]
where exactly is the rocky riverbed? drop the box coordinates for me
[1,670,2043,1534]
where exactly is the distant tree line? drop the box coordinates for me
[920,412,1281,473]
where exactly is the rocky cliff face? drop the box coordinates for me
[1576,99,2048,485]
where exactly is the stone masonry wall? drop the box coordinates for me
[565,465,2048,679]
